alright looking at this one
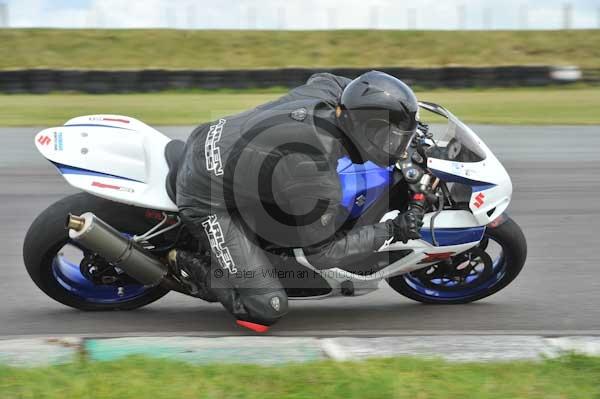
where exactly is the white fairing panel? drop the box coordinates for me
[428,157,512,224]
[423,109,513,225]
[34,115,178,211]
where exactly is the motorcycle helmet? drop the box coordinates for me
[338,71,418,166]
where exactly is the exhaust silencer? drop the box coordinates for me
[67,212,168,286]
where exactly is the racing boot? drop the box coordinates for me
[168,249,219,302]
[169,250,274,332]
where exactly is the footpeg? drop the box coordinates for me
[167,249,178,269]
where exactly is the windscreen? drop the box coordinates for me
[419,103,487,163]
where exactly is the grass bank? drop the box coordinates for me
[1,29,600,70]
[1,354,599,399]
[0,86,598,127]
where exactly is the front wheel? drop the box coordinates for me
[23,193,170,311]
[387,215,527,304]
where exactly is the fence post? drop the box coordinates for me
[407,8,416,30]
[563,3,572,29]
[519,5,528,29]
[458,5,466,30]
[483,7,492,30]
[0,2,8,28]
[277,7,285,29]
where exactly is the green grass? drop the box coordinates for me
[1,354,599,399]
[1,29,600,70]
[1,86,598,127]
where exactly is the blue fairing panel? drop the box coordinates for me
[429,168,496,191]
[420,226,485,246]
[52,162,143,183]
[336,156,393,218]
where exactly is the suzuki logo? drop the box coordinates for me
[37,135,51,146]
[355,194,366,207]
[473,192,485,208]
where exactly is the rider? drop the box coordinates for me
[174,71,424,331]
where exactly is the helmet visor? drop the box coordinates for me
[365,118,416,158]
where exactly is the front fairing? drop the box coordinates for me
[335,102,512,226]
[419,102,512,224]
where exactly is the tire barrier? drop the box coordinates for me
[0,65,582,93]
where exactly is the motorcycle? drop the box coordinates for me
[23,102,527,316]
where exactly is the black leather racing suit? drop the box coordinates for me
[176,73,393,326]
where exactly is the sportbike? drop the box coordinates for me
[23,102,527,315]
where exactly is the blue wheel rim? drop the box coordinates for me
[51,238,151,304]
[403,237,507,300]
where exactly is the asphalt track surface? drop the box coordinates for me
[1,125,599,337]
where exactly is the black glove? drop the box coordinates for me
[386,210,424,243]
[417,120,430,136]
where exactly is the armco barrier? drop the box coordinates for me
[0,66,582,94]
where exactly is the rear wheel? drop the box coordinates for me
[23,193,170,311]
[387,215,527,304]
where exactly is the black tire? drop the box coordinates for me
[23,193,170,311]
[387,215,527,304]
